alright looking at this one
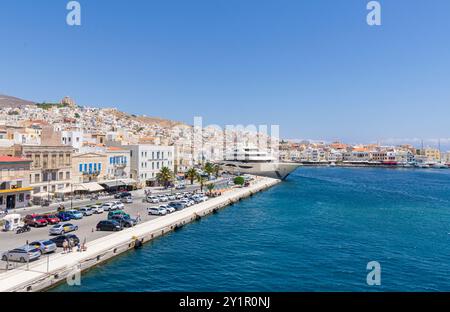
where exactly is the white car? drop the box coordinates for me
[90,204,104,214]
[180,199,192,207]
[147,196,160,204]
[113,201,125,209]
[121,196,133,204]
[158,195,168,202]
[101,202,116,211]
[160,205,175,213]
[167,195,176,201]
[147,207,167,216]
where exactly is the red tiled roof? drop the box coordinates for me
[0,156,31,163]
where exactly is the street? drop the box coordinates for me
[0,178,232,254]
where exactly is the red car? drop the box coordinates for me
[24,214,48,227]
[42,214,60,225]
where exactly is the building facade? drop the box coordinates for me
[19,145,73,195]
[105,147,131,180]
[0,156,32,210]
[72,152,108,183]
[126,144,174,186]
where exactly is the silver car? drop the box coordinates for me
[49,223,79,235]
[29,240,57,254]
[79,207,94,216]
[1,245,41,263]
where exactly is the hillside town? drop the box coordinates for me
[0,95,448,212]
[280,141,450,167]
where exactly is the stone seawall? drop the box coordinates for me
[0,177,280,292]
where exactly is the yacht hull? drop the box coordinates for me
[220,161,301,180]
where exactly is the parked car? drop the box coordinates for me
[167,194,176,201]
[180,199,192,207]
[101,202,117,211]
[78,207,94,216]
[147,196,160,204]
[29,240,57,254]
[89,204,104,214]
[158,195,168,202]
[56,211,72,221]
[96,220,123,231]
[49,223,78,235]
[160,205,175,213]
[112,200,125,210]
[168,202,186,210]
[1,245,41,263]
[65,210,83,220]
[24,215,48,227]
[42,214,61,225]
[110,215,137,228]
[107,210,130,219]
[175,183,186,189]
[50,234,80,247]
[121,196,133,204]
[147,207,167,216]
[118,192,132,198]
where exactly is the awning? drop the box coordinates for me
[100,180,126,188]
[32,192,54,198]
[74,183,104,192]
[120,178,137,185]
[54,187,73,194]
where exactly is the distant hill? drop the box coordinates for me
[0,94,35,108]
[108,109,186,128]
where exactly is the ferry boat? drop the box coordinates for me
[218,146,301,180]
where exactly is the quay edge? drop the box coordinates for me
[0,177,281,293]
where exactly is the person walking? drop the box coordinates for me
[62,239,68,254]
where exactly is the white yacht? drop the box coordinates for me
[218,146,300,180]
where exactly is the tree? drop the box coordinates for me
[204,162,214,178]
[213,164,221,177]
[186,168,197,185]
[156,167,174,189]
[206,183,215,194]
[233,176,245,186]
[196,174,206,192]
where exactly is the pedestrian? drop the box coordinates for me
[137,213,141,222]
[62,239,68,253]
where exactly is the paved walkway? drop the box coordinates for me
[0,177,278,292]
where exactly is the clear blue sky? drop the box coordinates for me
[1,0,449,143]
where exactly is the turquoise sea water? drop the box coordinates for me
[53,168,450,292]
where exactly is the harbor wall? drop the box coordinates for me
[0,177,280,292]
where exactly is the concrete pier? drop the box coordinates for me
[0,177,280,292]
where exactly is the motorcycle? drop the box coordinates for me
[16,224,31,234]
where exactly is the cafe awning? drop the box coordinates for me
[120,178,137,185]
[32,192,54,198]
[73,183,104,192]
[100,180,126,188]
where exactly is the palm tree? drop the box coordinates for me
[196,174,206,192]
[213,164,221,177]
[206,183,215,195]
[156,167,174,189]
[186,168,197,185]
[204,162,214,178]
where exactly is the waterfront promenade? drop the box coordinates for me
[0,176,279,292]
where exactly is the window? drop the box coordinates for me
[84,164,87,172]
[66,172,70,180]
[79,164,83,172]
[98,163,102,171]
